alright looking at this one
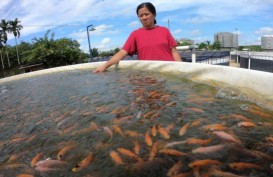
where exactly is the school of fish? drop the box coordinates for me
[0,71,273,177]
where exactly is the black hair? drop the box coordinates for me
[136,2,157,24]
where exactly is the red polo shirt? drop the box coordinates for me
[122,26,177,61]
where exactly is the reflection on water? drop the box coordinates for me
[0,69,272,177]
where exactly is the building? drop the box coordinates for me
[261,36,273,51]
[214,32,238,49]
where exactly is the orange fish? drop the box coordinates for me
[201,123,228,132]
[165,122,176,132]
[189,159,222,168]
[159,149,187,156]
[31,152,44,167]
[109,151,124,165]
[81,96,89,103]
[6,154,22,163]
[237,121,256,128]
[72,153,94,172]
[145,130,153,147]
[54,112,70,123]
[57,145,76,160]
[110,107,127,115]
[164,140,187,148]
[230,114,250,121]
[165,101,177,107]
[133,140,140,155]
[265,136,273,143]
[144,110,157,119]
[117,147,142,162]
[228,162,262,171]
[248,108,271,119]
[112,115,133,124]
[179,122,190,136]
[190,118,204,127]
[88,122,100,131]
[207,168,245,177]
[167,160,183,176]
[151,111,161,119]
[81,111,93,117]
[16,174,34,177]
[213,131,241,144]
[103,126,113,138]
[184,138,212,145]
[164,138,212,148]
[157,125,170,139]
[62,125,77,134]
[151,125,157,136]
[96,106,108,113]
[192,144,225,154]
[11,137,28,143]
[185,107,204,113]
[112,125,125,137]
[125,130,143,137]
[148,141,159,161]
[71,122,99,135]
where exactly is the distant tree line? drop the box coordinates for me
[0,18,91,70]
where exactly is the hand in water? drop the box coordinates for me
[93,65,107,73]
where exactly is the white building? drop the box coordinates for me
[214,32,238,49]
[261,36,273,51]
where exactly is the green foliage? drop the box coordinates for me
[197,42,207,50]
[196,41,222,50]
[99,48,120,57]
[176,39,193,46]
[92,48,99,58]
[212,41,221,50]
[238,45,261,51]
[21,30,87,67]
[179,41,192,46]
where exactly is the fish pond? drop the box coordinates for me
[0,69,273,177]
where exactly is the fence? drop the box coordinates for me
[180,50,230,65]
[230,51,273,73]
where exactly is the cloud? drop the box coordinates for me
[2,0,273,50]
[255,27,273,36]
[128,21,140,28]
[189,29,201,36]
[172,29,183,35]
[96,37,112,51]
[101,37,111,44]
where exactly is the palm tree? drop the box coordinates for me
[0,19,11,67]
[205,40,211,50]
[9,18,23,65]
[0,32,5,69]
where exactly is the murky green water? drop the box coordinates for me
[0,69,272,177]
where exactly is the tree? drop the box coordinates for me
[92,48,99,58]
[0,32,5,69]
[197,42,207,50]
[22,30,87,67]
[113,48,120,55]
[0,19,11,67]
[212,41,221,50]
[205,40,211,50]
[8,18,23,65]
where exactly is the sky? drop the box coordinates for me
[1,0,273,53]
